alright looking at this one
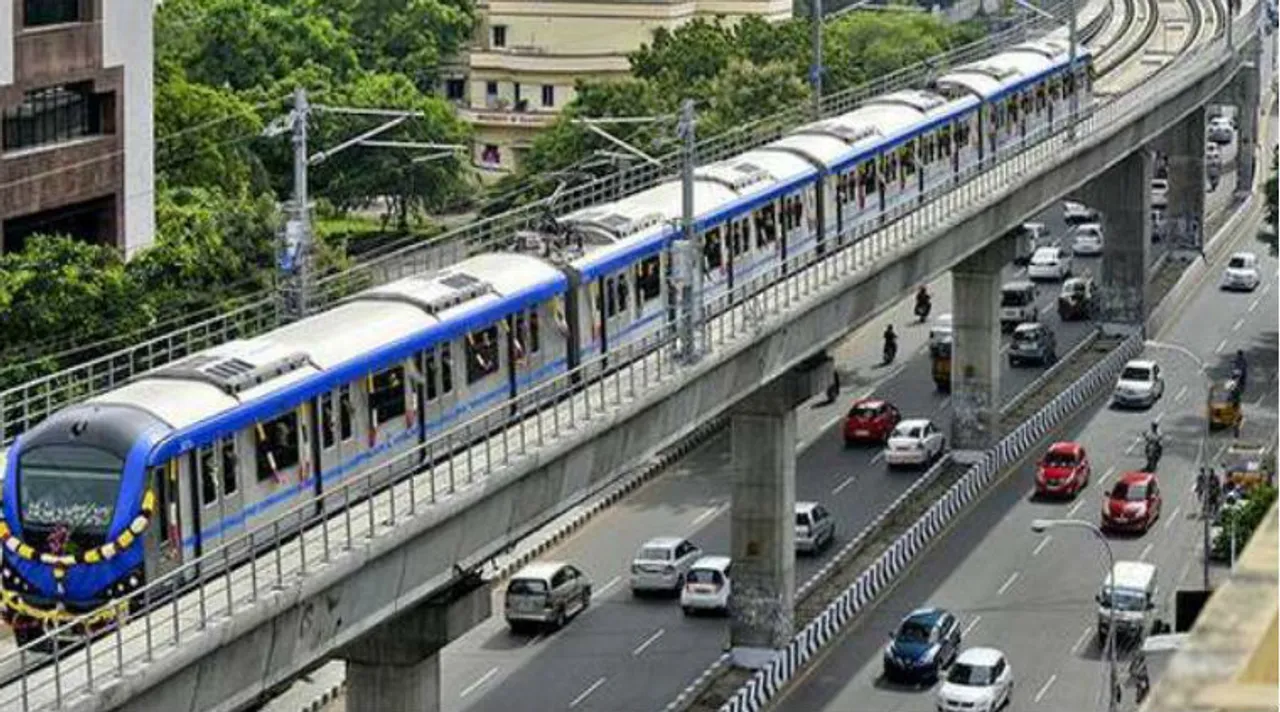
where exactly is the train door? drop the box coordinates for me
[419,345,457,442]
[632,258,666,344]
[318,385,356,488]
[145,462,184,585]
[247,408,305,532]
[192,444,222,554]
[727,218,752,285]
[215,436,245,550]
[602,271,632,352]
[701,227,727,301]
[366,361,413,479]
[511,306,554,392]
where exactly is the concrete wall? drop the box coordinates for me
[103,0,155,257]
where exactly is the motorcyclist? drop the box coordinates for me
[1143,422,1163,471]
[1232,349,1248,389]
[914,287,932,322]
[883,325,898,364]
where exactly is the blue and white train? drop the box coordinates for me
[0,34,1091,644]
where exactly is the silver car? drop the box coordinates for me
[630,537,702,593]
[795,502,836,553]
[504,561,592,632]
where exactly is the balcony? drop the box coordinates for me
[14,22,101,85]
[469,48,630,75]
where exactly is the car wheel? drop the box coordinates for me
[682,606,692,616]
[554,607,567,630]
[581,588,592,610]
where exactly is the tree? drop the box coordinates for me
[698,60,812,137]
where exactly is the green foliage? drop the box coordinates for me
[1212,485,1278,560]
[154,68,269,197]
[497,13,979,206]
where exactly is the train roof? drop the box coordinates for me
[767,132,857,169]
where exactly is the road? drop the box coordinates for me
[770,160,1277,712]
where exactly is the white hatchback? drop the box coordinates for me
[1112,359,1164,408]
[1221,251,1261,291]
[884,418,946,468]
[630,536,702,594]
[1063,200,1100,224]
[936,647,1014,712]
[680,556,732,615]
[1028,246,1073,281]
[1070,224,1104,256]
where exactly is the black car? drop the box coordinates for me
[882,607,962,684]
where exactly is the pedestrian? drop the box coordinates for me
[823,370,840,405]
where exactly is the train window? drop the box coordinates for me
[152,466,171,548]
[321,393,336,448]
[370,366,407,424]
[465,327,501,383]
[221,440,238,496]
[859,162,876,194]
[255,412,300,481]
[901,144,916,176]
[615,274,629,314]
[753,205,777,247]
[441,346,454,393]
[513,314,527,360]
[636,256,661,302]
[730,222,748,258]
[199,445,218,507]
[424,350,439,401]
[703,228,723,270]
[339,386,354,439]
[603,277,615,317]
[529,311,540,353]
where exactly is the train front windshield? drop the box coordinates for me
[17,445,122,535]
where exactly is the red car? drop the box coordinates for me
[843,399,901,445]
[1035,442,1091,497]
[1101,472,1163,533]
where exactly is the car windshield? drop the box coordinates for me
[795,513,809,526]
[1111,481,1149,501]
[687,569,723,585]
[1120,366,1152,381]
[18,445,123,534]
[850,404,881,419]
[893,425,922,439]
[1031,251,1056,264]
[1228,257,1249,269]
[1065,282,1085,294]
[1013,329,1039,343]
[638,547,673,561]
[948,662,996,686]
[896,620,932,643]
[1001,290,1033,307]
[1044,451,1077,467]
[1101,589,1147,611]
[508,579,548,595]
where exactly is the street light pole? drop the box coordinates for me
[677,99,702,363]
[811,0,824,120]
[1031,519,1118,711]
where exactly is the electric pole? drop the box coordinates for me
[269,87,314,320]
[811,0,824,119]
[676,99,702,363]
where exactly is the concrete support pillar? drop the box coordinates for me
[340,576,491,712]
[1080,150,1151,326]
[728,355,831,669]
[1158,107,1206,248]
[950,236,1013,457]
[1234,49,1261,195]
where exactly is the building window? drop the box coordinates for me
[492,25,507,48]
[445,79,465,101]
[3,83,104,152]
[24,0,84,27]
[542,85,555,108]
[482,144,501,165]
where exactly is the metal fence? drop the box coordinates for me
[0,5,1260,707]
[719,331,1145,712]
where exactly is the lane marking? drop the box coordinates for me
[596,575,621,598]
[933,396,953,415]
[1154,410,1166,424]
[1140,543,1154,560]
[963,615,982,636]
[1167,507,1182,530]
[1067,499,1085,517]
[1071,626,1093,654]
[460,667,500,698]
[997,571,1021,596]
[632,628,665,656]
[1216,338,1227,354]
[1032,535,1053,557]
[832,474,858,495]
[1232,317,1246,331]
[690,504,726,528]
[871,451,885,464]
[1175,385,1188,401]
[1102,466,1118,481]
[1125,436,1142,454]
[569,677,608,709]
[524,633,544,648]
[1034,673,1059,703]
[1248,297,1261,312]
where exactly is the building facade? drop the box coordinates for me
[0,0,154,257]
[453,0,791,175]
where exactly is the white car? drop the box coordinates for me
[1063,200,1100,224]
[929,313,954,353]
[1112,359,1165,409]
[795,502,836,553]
[1028,246,1073,280]
[936,647,1014,712]
[1221,251,1261,291]
[1070,224,1104,256]
[630,536,702,593]
[1150,178,1169,211]
[680,556,732,615]
[884,418,947,468]
[1208,116,1235,143]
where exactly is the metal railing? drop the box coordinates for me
[0,7,1261,709]
[0,6,1109,454]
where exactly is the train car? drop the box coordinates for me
[0,253,568,644]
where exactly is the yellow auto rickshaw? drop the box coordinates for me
[1207,378,1243,431]
[1221,441,1274,492]
[932,341,951,392]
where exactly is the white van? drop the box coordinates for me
[1097,561,1158,641]
[999,281,1039,331]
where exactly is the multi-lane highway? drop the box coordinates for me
[770,159,1277,712]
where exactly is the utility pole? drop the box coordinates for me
[811,0,824,119]
[1202,467,1215,590]
[284,87,313,319]
[676,99,702,363]
[1067,0,1079,140]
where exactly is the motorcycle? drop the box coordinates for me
[1144,439,1163,472]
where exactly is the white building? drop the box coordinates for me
[0,0,154,257]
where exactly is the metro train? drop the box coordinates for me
[0,33,1093,644]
